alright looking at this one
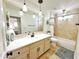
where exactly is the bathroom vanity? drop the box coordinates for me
[6,33,51,59]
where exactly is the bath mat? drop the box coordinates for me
[55,47,74,59]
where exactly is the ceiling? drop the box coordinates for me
[28,0,79,10]
[7,0,79,13]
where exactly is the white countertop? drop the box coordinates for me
[6,33,51,52]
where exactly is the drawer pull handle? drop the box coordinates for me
[6,51,13,58]
[6,53,9,58]
[18,52,20,54]
[10,52,13,55]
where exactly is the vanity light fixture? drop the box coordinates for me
[38,0,43,3]
[38,0,43,16]
[19,9,23,16]
[22,0,28,12]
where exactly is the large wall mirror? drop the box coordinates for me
[5,0,44,46]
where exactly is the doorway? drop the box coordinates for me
[9,16,21,35]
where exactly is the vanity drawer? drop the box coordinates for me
[8,46,29,58]
[30,40,44,49]
[9,52,29,59]
[14,46,29,56]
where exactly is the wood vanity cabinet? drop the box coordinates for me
[7,37,51,59]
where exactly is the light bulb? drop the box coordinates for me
[39,11,42,16]
[23,3,28,12]
[33,14,36,18]
[19,10,23,15]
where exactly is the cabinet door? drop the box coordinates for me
[45,39,51,52]
[38,43,44,56]
[30,47,38,59]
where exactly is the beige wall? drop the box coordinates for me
[55,8,79,40]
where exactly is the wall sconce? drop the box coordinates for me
[22,0,28,12]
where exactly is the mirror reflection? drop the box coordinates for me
[5,1,44,46]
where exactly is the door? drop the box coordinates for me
[9,16,21,35]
